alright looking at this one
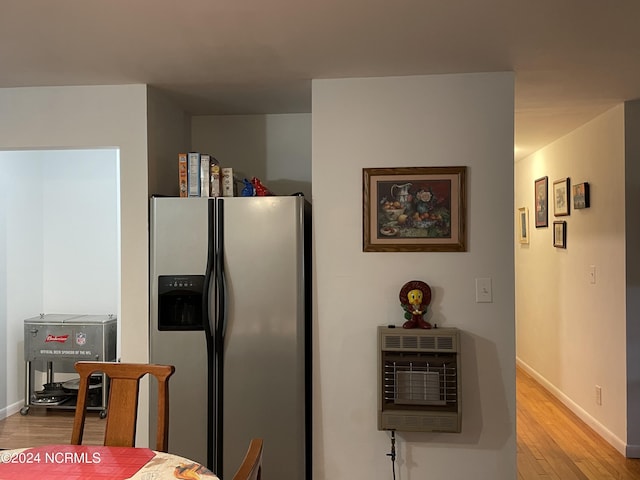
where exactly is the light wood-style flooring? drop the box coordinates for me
[1,368,640,478]
[517,366,640,479]
[0,407,104,449]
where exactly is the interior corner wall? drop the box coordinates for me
[515,104,627,453]
[191,114,312,199]
[0,154,44,416]
[312,73,516,480]
[624,100,640,454]
[0,166,6,415]
[147,86,191,197]
[0,85,150,441]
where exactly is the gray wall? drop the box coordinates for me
[0,164,6,413]
[147,87,192,197]
[625,100,640,452]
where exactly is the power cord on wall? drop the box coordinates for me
[386,430,397,480]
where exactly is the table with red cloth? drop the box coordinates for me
[0,444,219,480]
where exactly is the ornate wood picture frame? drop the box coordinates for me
[363,166,466,252]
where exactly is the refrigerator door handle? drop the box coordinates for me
[212,198,227,475]
[203,198,228,344]
[203,201,216,337]
[203,199,218,471]
[216,200,229,344]
[217,262,228,342]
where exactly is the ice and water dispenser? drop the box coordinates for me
[157,275,205,331]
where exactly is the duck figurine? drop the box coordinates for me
[241,178,255,197]
[251,177,273,196]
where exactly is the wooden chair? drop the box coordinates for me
[70,361,175,452]
[232,438,263,480]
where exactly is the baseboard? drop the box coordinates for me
[516,358,628,457]
[0,400,23,420]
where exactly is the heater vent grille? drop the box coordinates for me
[382,331,457,352]
[380,412,459,432]
[383,361,457,406]
[436,336,454,350]
[384,335,402,349]
[378,326,461,433]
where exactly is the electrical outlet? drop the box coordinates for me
[595,385,602,405]
[589,265,596,285]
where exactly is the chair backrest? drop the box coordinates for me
[232,438,263,480]
[70,361,175,452]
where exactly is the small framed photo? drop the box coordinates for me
[573,182,590,209]
[534,176,548,228]
[362,166,466,252]
[553,177,570,216]
[553,221,566,248]
[517,207,529,244]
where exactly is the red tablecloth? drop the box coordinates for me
[0,445,218,480]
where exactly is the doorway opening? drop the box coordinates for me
[0,147,121,418]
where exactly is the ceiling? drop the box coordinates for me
[2,0,640,160]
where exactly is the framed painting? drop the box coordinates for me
[573,182,590,209]
[517,207,529,244]
[553,221,566,248]
[534,176,548,228]
[362,166,466,252]
[553,177,570,216]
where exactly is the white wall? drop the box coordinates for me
[0,86,149,438]
[312,73,516,479]
[41,149,119,314]
[0,154,44,416]
[191,113,312,198]
[0,161,6,412]
[515,105,628,452]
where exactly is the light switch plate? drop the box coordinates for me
[476,277,493,303]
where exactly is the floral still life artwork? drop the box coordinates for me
[380,182,450,236]
[363,167,466,252]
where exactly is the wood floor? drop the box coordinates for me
[1,368,640,478]
[0,407,105,449]
[517,366,640,479]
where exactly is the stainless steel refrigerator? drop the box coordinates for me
[149,196,311,480]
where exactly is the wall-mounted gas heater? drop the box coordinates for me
[378,326,461,433]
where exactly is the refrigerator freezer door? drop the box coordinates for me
[218,197,307,480]
[149,197,210,465]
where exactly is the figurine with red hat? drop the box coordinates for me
[399,280,432,329]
